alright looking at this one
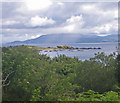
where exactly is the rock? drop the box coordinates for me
[59,49,63,51]
[53,50,58,52]
[44,50,48,52]
[57,45,63,48]
[57,45,101,50]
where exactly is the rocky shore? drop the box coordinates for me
[57,45,101,50]
[38,45,101,53]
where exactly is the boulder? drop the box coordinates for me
[57,45,63,48]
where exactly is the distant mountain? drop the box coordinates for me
[9,34,118,44]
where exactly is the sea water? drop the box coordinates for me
[38,42,118,60]
[3,42,118,60]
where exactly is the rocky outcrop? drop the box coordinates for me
[57,45,101,50]
[57,45,63,48]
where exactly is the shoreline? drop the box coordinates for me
[27,45,101,51]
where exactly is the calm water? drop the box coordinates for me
[3,42,118,60]
[39,42,118,60]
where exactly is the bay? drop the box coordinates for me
[3,42,118,60]
[39,42,118,60]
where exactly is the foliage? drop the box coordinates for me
[76,90,119,101]
[2,45,120,101]
[116,54,120,86]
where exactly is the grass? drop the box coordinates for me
[27,46,58,50]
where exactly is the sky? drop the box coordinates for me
[1,0,118,43]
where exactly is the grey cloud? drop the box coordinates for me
[2,1,118,43]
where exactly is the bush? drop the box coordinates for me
[2,46,119,101]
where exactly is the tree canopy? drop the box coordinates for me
[2,45,120,101]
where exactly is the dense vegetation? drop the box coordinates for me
[2,45,120,101]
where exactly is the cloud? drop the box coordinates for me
[1,2,118,43]
[2,20,20,25]
[81,4,96,12]
[57,2,64,6]
[64,25,75,32]
[2,28,45,42]
[31,34,43,39]
[93,20,118,34]
[26,0,52,11]
[77,3,117,26]
[62,15,84,32]
[16,0,53,14]
[66,15,84,26]
[67,15,83,23]
[24,0,52,11]
[27,16,55,27]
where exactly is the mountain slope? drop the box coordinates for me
[9,34,118,44]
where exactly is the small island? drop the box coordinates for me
[27,45,101,51]
[56,45,101,50]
